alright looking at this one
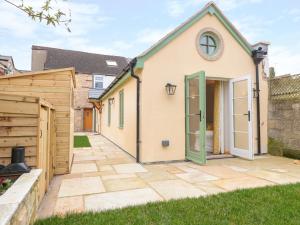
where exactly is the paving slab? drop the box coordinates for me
[194,181,227,195]
[103,177,147,192]
[148,165,185,174]
[96,158,133,166]
[227,166,249,172]
[71,163,98,174]
[54,196,84,215]
[113,163,148,174]
[102,173,137,181]
[213,176,274,191]
[138,171,177,182]
[58,177,105,197]
[149,179,207,200]
[98,165,114,172]
[175,171,219,183]
[73,154,106,162]
[247,170,300,184]
[197,166,247,179]
[85,188,162,211]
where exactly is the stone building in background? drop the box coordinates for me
[31,45,128,132]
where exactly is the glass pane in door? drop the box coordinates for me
[189,77,199,96]
[185,71,206,164]
[188,77,200,153]
[189,133,200,152]
[232,80,248,150]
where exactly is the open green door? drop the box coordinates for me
[185,71,206,164]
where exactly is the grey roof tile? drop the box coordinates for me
[32,45,129,75]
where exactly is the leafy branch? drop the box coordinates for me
[3,0,72,32]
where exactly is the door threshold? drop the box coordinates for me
[206,154,235,160]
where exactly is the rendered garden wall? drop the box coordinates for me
[268,74,300,159]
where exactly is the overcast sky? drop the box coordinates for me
[1,0,300,75]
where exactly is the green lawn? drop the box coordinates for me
[35,183,300,225]
[74,135,91,148]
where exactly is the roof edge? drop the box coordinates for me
[95,2,255,101]
[137,1,253,63]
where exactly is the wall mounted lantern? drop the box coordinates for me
[165,83,177,95]
[108,97,115,105]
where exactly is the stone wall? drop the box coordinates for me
[268,99,300,158]
[0,169,42,225]
[74,74,93,132]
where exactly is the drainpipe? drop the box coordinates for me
[252,48,266,155]
[130,58,141,163]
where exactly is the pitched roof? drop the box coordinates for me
[32,45,129,75]
[137,1,253,63]
[0,55,16,68]
[97,2,256,100]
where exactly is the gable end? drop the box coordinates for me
[137,2,253,68]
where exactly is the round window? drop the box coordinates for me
[200,34,217,56]
[196,28,223,61]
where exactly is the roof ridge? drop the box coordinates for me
[32,45,127,59]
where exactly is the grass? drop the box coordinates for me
[35,183,300,225]
[74,135,91,148]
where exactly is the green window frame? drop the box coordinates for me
[119,90,124,128]
[108,100,111,126]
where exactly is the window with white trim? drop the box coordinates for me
[94,75,104,89]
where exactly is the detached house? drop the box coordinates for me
[91,2,270,164]
[31,46,128,132]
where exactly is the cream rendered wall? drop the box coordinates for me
[100,78,137,157]
[140,13,268,163]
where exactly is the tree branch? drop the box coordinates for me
[3,0,72,31]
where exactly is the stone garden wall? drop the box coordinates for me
[0,170,42,225]
[268,74,300,159]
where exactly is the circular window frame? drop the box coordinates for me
[196,28,224,61]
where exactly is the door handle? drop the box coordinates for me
[244,111,250,121]
[197,110,202,122]
[194,110,202,122]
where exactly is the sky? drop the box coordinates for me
[1,0,300,75]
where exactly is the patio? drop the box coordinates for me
[37,133,300,218]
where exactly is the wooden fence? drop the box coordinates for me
[0,68,76,174]
[0,93,55,197]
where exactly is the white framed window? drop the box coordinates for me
[106,60,118,67]
[93,75,115,89]
[94,75,104,89]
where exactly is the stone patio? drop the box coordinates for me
[38,133,300,218]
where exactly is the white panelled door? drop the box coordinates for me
[229,76,254,160]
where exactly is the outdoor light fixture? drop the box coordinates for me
[108,97,115,105]
[165,83,177,95]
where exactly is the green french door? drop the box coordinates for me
[185,71,206,164]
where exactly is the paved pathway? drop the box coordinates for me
[38,133,300,218]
